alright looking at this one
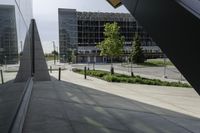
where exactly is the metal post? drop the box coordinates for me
[4,56,7,71]
[131,61,134,77]
[163,55,167,78]
[50,66,52,73]
[84,66,87,79]
[20,41,23,53]
[0,70,4,84]
[56,46,58,62]
[58,67,61,81]
[53,41,56,65]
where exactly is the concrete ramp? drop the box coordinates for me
[15,19,50,82]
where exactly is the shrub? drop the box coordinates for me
[72,69,191,88]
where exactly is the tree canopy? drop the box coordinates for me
[130,33,145,63]
[97,22,125,59]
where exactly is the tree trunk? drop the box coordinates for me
[131,59,134,77]
[110,57,114,74]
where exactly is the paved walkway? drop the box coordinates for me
[51,70,200,119]
[23,78,200,133]
[1,69,199,133]
[0,81,26,133]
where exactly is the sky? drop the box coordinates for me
[33,0,129,53]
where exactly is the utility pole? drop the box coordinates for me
[56,46,59,62]
[163,54,167,78]
[20,41,23,53]
[4,56,7,71]
[53,41,56,65]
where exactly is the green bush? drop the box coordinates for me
[87,70,108,77]
[72,69,191,88]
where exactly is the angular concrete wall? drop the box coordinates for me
[15,19,50,82]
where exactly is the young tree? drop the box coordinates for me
[66,50,72,63]
[130,33,145,64]
[97,22,125,74]
[129,42,135,77]
[52,50,58,56]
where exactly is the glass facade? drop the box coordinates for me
[0,1,32,132]
[0,0,32,82]
[59,9,78,62]
[59,9,162,63]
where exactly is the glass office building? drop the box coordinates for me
[59,8,162,63]
[0,0,33,65]
[0,0,32,82]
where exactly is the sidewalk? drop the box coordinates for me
[50,69,200,119]
[23,76,200,133]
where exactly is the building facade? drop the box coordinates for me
[59,8,162,63]
[0,5,18,64]
[0,0,33,65]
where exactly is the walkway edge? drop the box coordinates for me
[9,78,33,133]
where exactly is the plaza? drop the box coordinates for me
[0,0,200,133]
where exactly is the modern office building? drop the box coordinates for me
[0,0,33,65]
[59,8,162,63]
[0,5,18,64]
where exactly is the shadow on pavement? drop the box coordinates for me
[0,80,27,133]
[13,77,200,133]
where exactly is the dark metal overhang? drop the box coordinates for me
[106,0,122,8]
[107,0,200,95]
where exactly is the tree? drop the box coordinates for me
[71,50,76,64]
[130,33,145,64]
[52,50,58,64]
[97,22,125,74]
[52,50,58,56]
[66,50,72,63]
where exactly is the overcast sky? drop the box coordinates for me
[33,0,129,53]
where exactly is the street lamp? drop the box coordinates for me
[52,41,56,65]
[56,46,59,62]
[20,41,23,53]
[4,56,7,70]
[163,54,167,78]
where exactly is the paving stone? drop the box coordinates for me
[63,102,127,131]
[106,108,192,133]
[72,121,131,133]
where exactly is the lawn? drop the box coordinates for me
[72,68,191,88]
[122,58,174,67]
[143,58,174,66]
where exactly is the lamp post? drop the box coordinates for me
[163,54,167,78]
[53,41,56,65]
[56,46,59,62]
[4,56,7,70]
[20,41,23,53]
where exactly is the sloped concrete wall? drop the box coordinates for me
[15,19,50,82]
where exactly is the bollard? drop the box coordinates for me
[58,67,61,81]
[111,67,114,75]
[131,72,134,77]
[84,66,87,79]
[0,70,4,84]
[50,66,52,73]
